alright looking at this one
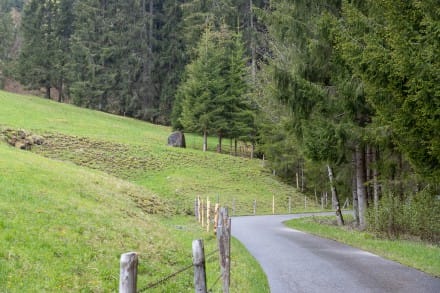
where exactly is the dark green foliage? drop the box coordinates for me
[368,190,440,243]
[17,0,74,99]
[0,0,25,11]
[176,25,256,151]
[69,0,140,112]
[336,0,440,181]
[0,6,14,81]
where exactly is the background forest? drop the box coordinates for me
[0,0,439,241]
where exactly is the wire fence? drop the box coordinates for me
[120,207,231,293]
[136,249,219,292]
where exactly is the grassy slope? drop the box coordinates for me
[0,90,308,214]
[0,91,278,292]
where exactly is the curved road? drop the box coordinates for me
[232,213,440,293]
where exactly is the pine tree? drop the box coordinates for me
[18,0,58,98]
[155,0,187,124]
[177,25,255,153]
[337,0,440,182]
[177,26,228,151]
[69,0,150,114]
[0,6,14,66]
[260,0,354,226]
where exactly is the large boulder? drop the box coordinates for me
[167,131,186,148]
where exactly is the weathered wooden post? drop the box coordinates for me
[198,196,201,223]
[192,239,207,293]
[253,199,256,215]
[119,252,138,293]
[217,207,231,293]
[201,199,205,228]
[272,195,275,215]
[214,203,219,234]
[207,197,211,232]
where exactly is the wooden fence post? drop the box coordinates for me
[198,196,201,223]
[253,199,256,215]
[119,252,138,293]
[214,203,219,234]
[193,239,207,293]
[201,199,205,228]
[207,197,211,232]
[217,207,231,293]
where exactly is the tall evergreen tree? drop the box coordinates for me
[177,26,228,151]
[177,25,255,152]
[18,0,57,98]
[260,0,366,227]
[17,0,73,99]
[69,0,150,114]
[0,6,14,66]
[336,0,440,182]
[155,0,187,124]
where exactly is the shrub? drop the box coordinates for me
[368,190,440,243]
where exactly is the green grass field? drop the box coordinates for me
[0,90,285,291]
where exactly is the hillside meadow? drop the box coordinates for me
[0,90,305,291]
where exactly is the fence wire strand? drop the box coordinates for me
[137,249,219,293]
[208,273,222,293]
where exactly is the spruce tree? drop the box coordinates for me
[177,26,228,151]
[177,24,255,153]
[18,0,58,98]
[0,6,14,67]
[337,0,440,182]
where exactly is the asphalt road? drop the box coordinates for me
[231,213,440,293]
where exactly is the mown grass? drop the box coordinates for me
[284,216,440,277]
[0,90,275,291]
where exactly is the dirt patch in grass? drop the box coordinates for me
[1,128,173,215]
[32,132,157,179]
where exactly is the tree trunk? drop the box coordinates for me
[355,144,368,230]
[45,85,51,99]
[250,0,256,84]
[217,134,222,153]
[234,138,238,156]
[352,172,360,227]
[301,161,304,192]
[229,139,233,155]
[149,0,153,55]
[372,147,380,223]
[57,78,64,102]
[351,152,360,226]
[366,144,373,205]
[327,165,344,226]
[203,130,207,152]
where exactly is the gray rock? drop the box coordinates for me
[167,131,186,148]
